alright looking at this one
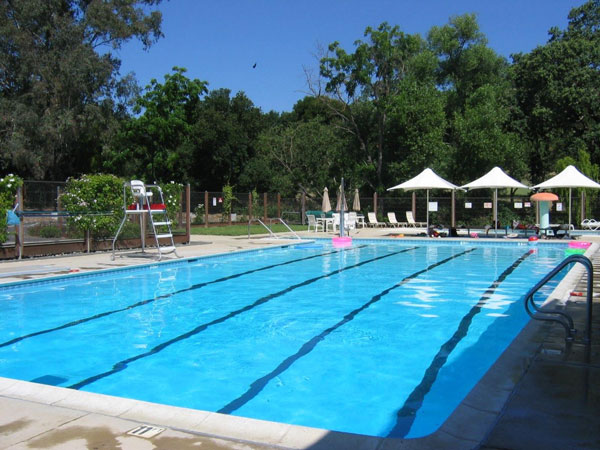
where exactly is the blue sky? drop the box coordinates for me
[116,0,585,113]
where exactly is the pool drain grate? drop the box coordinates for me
[127,425,165,438]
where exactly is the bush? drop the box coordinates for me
[28,224,63,239]
[0,174,23,243]
[60,174,126,239]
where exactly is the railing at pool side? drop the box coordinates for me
[524,254,593,343]
[248,218,301,240]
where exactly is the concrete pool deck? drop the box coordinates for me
[0,229,598,449]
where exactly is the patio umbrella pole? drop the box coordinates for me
[426,190,429,230]
[569,187,572,228]
[494,188,498,235]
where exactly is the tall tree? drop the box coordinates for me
[0,0,163,179]
[105,67,208,182]
[318,22,432,191]
[512,0,600,181]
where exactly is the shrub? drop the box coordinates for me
[60,174,125,239]
[0,174,23,243]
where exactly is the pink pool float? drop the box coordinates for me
[568,241,591,249]
[332,236,352,247]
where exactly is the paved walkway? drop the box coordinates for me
[0,230,598,449]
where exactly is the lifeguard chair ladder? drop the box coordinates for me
[111,180,179,261]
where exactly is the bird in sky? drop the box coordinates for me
[252,63,257,69]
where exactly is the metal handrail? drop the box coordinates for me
[524,254,593,343]
[247,218,301,240]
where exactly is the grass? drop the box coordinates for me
[190,223,306,236]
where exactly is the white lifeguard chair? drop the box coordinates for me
[111,180,179,260]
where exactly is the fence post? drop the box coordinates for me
[16,186,23,260]
[186,184,191,243]
[204,191,209,228]
[277,193,281,219]
[373,192,377,215]
[301,192,306,225]
[56,186,63,232]
[263,192,267,221]
[248,192,252,222]
[412,192,416,221]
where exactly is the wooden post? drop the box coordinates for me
[204,191,209,228]
[581,191,586,225]
[412,192,416,220]
[57,186,63,232]
[248,192,253,221]
[16,186,23,260]
[185,184,191,243]
[263,192,268,221]
[373,192,377,215]
[277,193,281,219]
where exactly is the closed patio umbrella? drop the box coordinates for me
[533,165,600,228]
[336,184,348,212]
[461,167,529,235]
[352,189,361,211]
[322,187,331,213]
[387,168,460,230]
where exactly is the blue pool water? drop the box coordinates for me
[0,240,568,438]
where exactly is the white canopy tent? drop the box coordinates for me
[387,168,460,229]
[461,167,530,235]
[533,165,600,228]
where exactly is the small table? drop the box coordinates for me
[356,215,366,228]
[317,217,334,232]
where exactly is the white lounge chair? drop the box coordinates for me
[307,214,324,232]
[406,211,426,227]
[387,212,406,227]
[581,219,600,230]
[367,212,386,227]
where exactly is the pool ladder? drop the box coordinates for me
[524,254,593,343]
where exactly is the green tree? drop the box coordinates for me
[191,89,265,190]
[240,119,346,197]
[319,22,432,191]
[386,80,448,183]
[512,0,600,180]
[106,67,208,182]
[0,0,163,180]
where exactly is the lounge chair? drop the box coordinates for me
[367,212,386,227]
[581,219,600,230]
[387,212,406,227]
[307,214,324,232]
[406,211,426,227]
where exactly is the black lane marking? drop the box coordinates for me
[386,250,532,438]
[218,248,477,415]
[0,246,360,349]
[69,246,419,390]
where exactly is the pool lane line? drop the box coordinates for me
[0,246,367,350]
[217,247,477,415]
[68,246,419,390]
[386,249,533,439]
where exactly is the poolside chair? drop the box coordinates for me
[307,214,324,232]
[347,212,357,231]
[581,219,600,230]
[406,211,426,228]
[387,212,406,227]
[367,212,386,227]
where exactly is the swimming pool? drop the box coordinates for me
[0,240,568,438]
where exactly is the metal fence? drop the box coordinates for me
[5,181,191,247]
[6,182,600,247]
